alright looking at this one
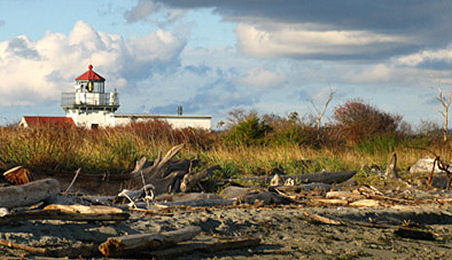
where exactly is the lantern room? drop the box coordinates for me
[75,64,105,93]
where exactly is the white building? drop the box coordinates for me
[21,65,212,129]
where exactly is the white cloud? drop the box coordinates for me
[238,66,285,88]
[396,45,452,67]
[0,20,185,106]
[236,23,408,59]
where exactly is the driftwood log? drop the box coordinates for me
[223,170,357,185]
[180,165,221,192]
[148,237,261,258]
[0,178,60,208]
[122,144,220,196]
[0,208,129,224]
[98,225,202,257]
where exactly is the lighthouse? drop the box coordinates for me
[21,65,211,129]
[61,65,119,128]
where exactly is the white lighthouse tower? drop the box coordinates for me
[61,65,119,128]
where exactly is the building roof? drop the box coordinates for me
[75,65,105,81]
[114,113,212,119]
[21,116,76,127]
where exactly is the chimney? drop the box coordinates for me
[177,106,183,115]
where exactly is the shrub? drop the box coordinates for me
[333,99,403,143]
[265,115,319,146]
[222,111,271,146]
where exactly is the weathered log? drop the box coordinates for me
[311,198,349,206]
[148,237,261,258]
[180,165,221,193]
[223,170,357,185]
[43,204,124,214]
[349,199,381,207]
[0,209,129,224]
[98,225,201,257]
[156,198,234,207]
[272,183,333,192]
[325,191,365,200]
[156,192,224,202]
[0,178,60,208]
[127,144,186,194]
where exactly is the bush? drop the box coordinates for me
[265,115,319,146]
[222,111,271,146]
[333,99,403,143]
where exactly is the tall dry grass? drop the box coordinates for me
[0,119,450,183]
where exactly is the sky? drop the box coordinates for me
[1,0,452,128]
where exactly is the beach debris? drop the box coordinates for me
[349,199,381,208]
[149,237,261,258]
[115,184,155,208]
[427,156,452,190]
[303,212,343,225]
[0,205,129,224]
[3,166,33,185]
[284,177,295,186]
[0,239,46,255]
[384,152,400,179]
[222,170,357,185]
[325,190,365,200]
[180,165,221,192]
[43,204,124,214]
[409,157,444,174]
[98,225,202,257]
[125,144,221,196]
[408,148,452,189]
[270,174,282,186]
[0,178,59,208]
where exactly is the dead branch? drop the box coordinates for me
[0,239,46,255]
[64,168,81,194]
[437,88,452,142]
[310,87,335,139]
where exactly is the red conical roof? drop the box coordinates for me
[75,65,105,81]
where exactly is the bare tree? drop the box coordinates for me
[310,88,335,133]
[437,88,452,142]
